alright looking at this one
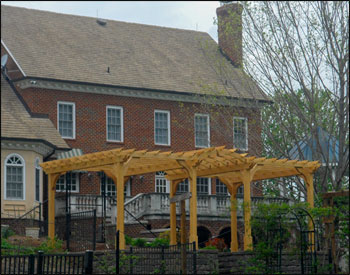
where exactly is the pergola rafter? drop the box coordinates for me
[41,146,320,251]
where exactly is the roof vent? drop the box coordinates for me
[96,18,107,26]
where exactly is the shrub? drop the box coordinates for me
[147,237,169,247]
[1,227,15,239]
[205,238,227,251]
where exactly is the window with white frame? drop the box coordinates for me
[233,117,248,150]
[155,171,169,193]
[197,177,210,195]
[216,179,228,196]
[177,179,189,193]
[106,106,123,142]
[56,172,79,192]
[58,102,75,139]
[5,154,25,200]
[35,158,40,202]
[195,114,210,147]
[100,173,131,197]
[238,186,243,195]
[154,110,170,145]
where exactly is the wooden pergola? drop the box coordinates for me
[40,146,320,251]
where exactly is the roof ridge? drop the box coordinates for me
[1,4,210,35]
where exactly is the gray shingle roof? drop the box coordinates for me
[1,5,269,101]
[1,74,70,149]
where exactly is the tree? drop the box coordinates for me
[212,1,349,199]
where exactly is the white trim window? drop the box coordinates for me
[106,106,124,142]
[154,110,170,145]
[197,177,211,195]
[5,153,25,200]
[216,179,229,196]
[195,114,210,148]
[56,172,79,192]
[233,117,248,151]
[35,158,40,202]
[155,171,169,193]
[238,186,243,195]
[58,101,75,139]
[177,179,189,193]
[100,174,131,197]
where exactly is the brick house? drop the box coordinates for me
[1,4,270,247]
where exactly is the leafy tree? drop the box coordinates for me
[208,1,349,199]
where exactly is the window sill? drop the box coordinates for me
[106,140,124,144]
[154,143,171,147]
[62,137,76,140]
[4,198,25,201]
[55,190,79,193]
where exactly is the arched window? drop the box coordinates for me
[35,158,40,201]
[5,153,25,200]
[155,171,169,193]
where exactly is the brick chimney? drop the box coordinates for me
[216,2,243,68]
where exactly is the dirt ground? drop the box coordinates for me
[7,235,109,252]
[7,235,46,247]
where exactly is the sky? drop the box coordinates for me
[1,1,221,41]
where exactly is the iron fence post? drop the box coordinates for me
[39,203,42,236]
[116,230,120,274]
[328,248,333,274]
[193,241,197,275]
[66,212,71,251]
[37,251,44,275]
[28,254,35,275]
[130,246,133,274]
[93,209,96,250]
[84,250,93,275]
[161,245,165,275]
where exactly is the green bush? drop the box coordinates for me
[147,237,169,247]
[201,245,217,250]
[34,236,64,253]
[1,227,15,239]
[133,238,147,247]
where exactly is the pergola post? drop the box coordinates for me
[48,173,61,241]
[105,162,126,250]
[230,184,239,252]
[169,180,177,245]
[116,162,126,250]
[301,170,315,250]
[241,169,253,251]
[189,168,198,248]
[220,177,239,252]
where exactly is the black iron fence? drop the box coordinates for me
[56,209,96,252]
[0,250,93,275]
[114,231,197,274]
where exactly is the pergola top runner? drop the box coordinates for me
[41,146,320,251]
[40,146,320,182]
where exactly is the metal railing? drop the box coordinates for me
[1,250,93,275]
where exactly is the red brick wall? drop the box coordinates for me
[17,87,263,196]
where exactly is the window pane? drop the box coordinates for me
[56,173,78,192]
[58,103,74,138]
[177,179,189,193]
[233,118,247,150]
[155,172,168,193]
[195,115,209,147]
[6,165,23,199]
[216,179,228,195]
[107,108,122,141]
[155,112,169,144]
[35,168,40,201]
[197,177,209,195]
